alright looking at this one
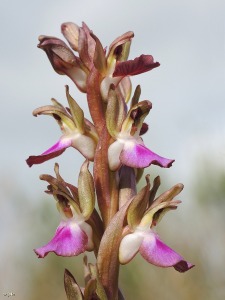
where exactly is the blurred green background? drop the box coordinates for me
[1,0,225,299]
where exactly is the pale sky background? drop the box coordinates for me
[1,0,225,298]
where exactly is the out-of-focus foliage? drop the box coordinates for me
[194,158,225,207]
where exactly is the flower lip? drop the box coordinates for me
[26,138,72,167]
[113,54,160,77]
[119,227,194,272]
[34,201,94,258]
[139,232,194,272]
[34,220,89,258]
[120,140,175,169]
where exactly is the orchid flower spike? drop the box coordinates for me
[108,99,174,171]
[35,161,95,258]
[26,86,98,167]
[119,181,194,272]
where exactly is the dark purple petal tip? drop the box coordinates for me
[26,149,66,167]
[174,261,195,273]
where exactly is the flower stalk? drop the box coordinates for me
[27,21,194,300]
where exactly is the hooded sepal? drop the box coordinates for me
[38,35,87,92]
[121,100,152,136]
[38,35,78,73]
[107,31,134,68]
[100,31,134,101]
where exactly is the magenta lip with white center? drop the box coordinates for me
[139,232,194,272]
[119,228,194,272]
[34,217,93,258]
[120,139,174,169]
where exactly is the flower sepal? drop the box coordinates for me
[106,85,126,138]
[78,160,95,220]
[38,35,88,92]
[61,22,80,51]
[126,175,150,230]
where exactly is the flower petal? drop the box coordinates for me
[113,54,160,77]
[139,232,194,272]
[34,220,88,257]
[72,134,96,161]
[119,232,144,264]
[26,138,72,167]
[117,76,132,103]
[120,141,174,169]
[100,76,122,101]
[79,221,94,251]
[108,140,124,171]
[66,67,87,93]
